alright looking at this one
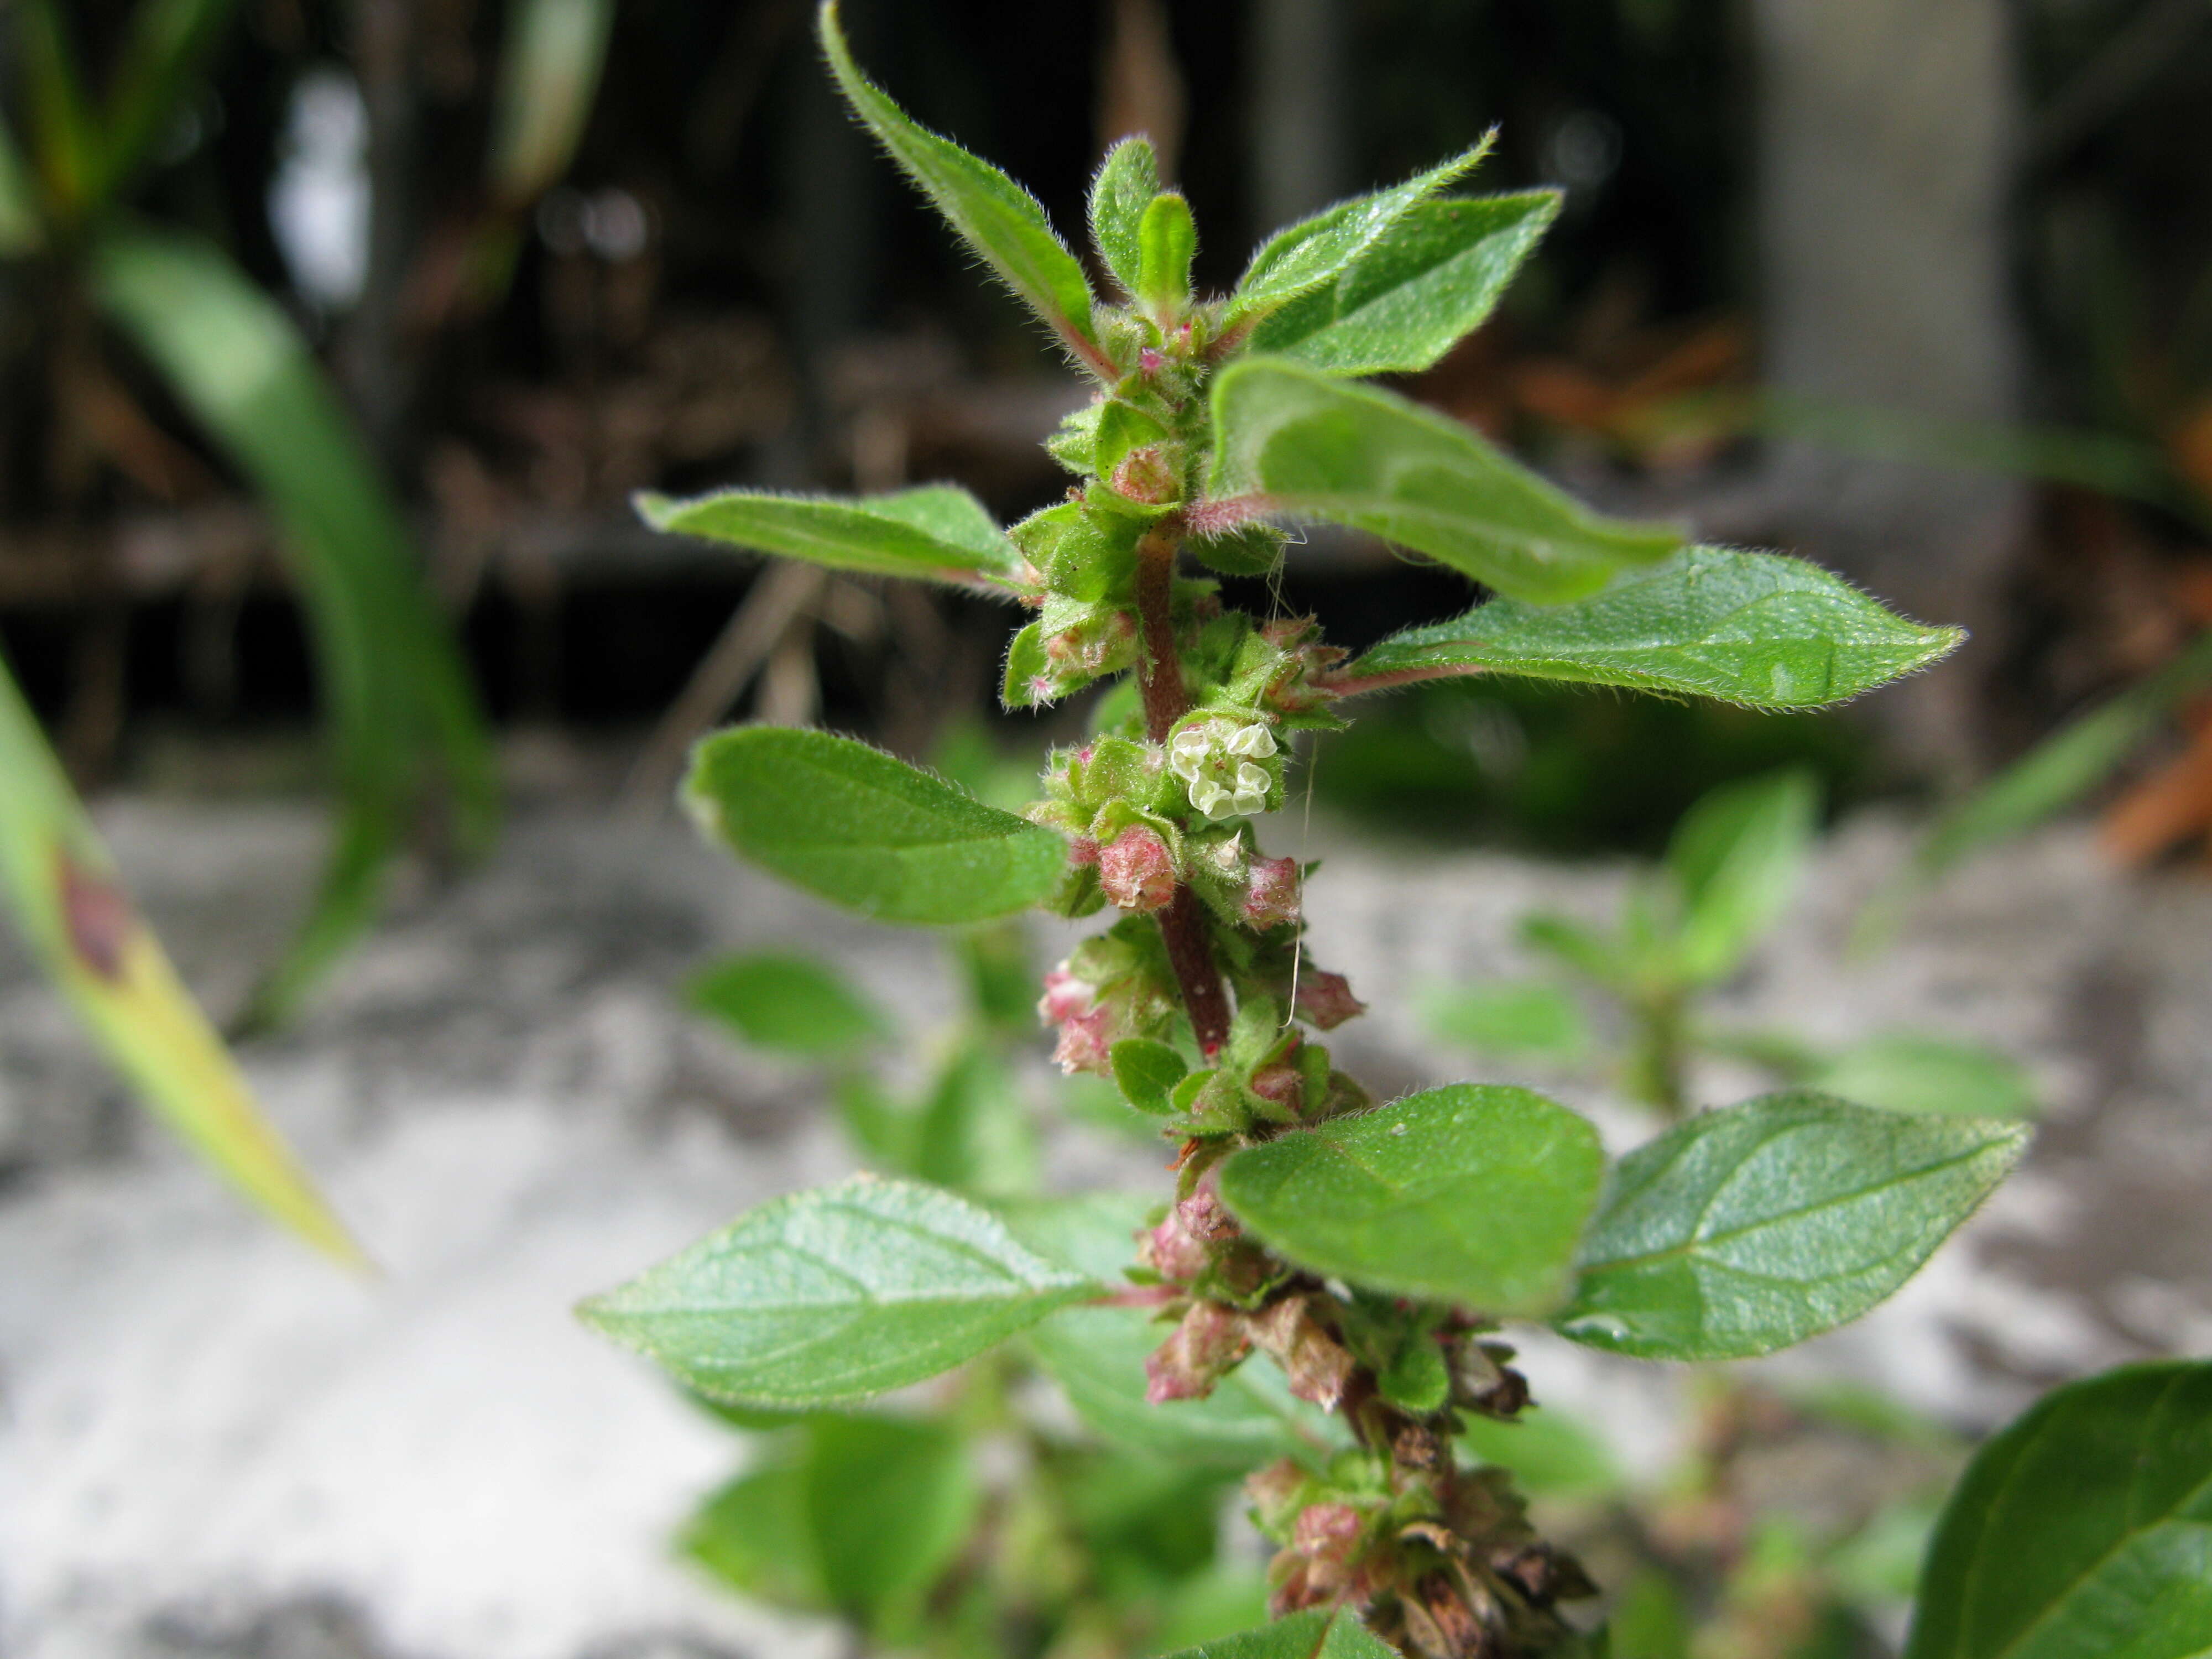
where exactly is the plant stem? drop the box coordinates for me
[1135,520,1233,1056]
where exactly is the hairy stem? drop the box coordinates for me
[1135,521,1233,1056]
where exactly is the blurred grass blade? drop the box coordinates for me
[487,0,616,206]
[0,114,45,254]
[16,0,100,218]
[1912,627,2212,883]
[0,647,363,1264]
[93,0,244,206]
[91,223,499,1027]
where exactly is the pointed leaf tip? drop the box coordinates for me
[816,1,1103,370]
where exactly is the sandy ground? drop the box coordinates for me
[2,797,2207,1658]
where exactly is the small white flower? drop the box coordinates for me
[1167,728,1212,784]
[1230,764,1271,815]
[1191,780,1234,818]
[1225,723,1277,759]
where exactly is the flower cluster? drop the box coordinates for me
[1168,716,1281,819]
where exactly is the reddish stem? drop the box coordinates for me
[1134,522,1234,1057]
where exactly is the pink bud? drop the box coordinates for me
[1241,855,1302,928]
[1294,969,1365,1031]
[1143,1211,1209,1282]
[1052,1005,1115,1076]
[1292,1502,1364,1557]
[1140,347,1165,375]
[1068,835,1100,868]
[1144,1301,1251,1403]
[1037,966,1093,1025]
[1099,825,1177,912]
[1249,1060,1303,1114]
[1175,1171,1236,1242]
[1250,1297,1354,1411]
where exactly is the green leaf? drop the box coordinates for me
[485,0,615,206]
[1139,191,1198,311]
[1810,1034,2037,1120]
[1664,768,1819,985]
[1155,1608,1399,1659]
[0,648,362,1265]
[818,2,1103,367]
[578,1174,1097,1408]
[1227,137,1494,322]
[92,225,498,1028]
[1110,1036,1190,1114]
[684,727,1066,926]
[1089,135,1159,297]
[1420,979,1590,1061]
[1556,1092,2028,1361]
[682,1459,825,1611]
[1207,359,1681,604]
[1217,1084,1605,1314]
[687,951,891,1062]
[637,483,1015,583]
[1905,1360,2212,1659]
[804,1413,980,1638]
[1248,191,1558,376]
[911,1041,1037,1198]
[1342,547,1963,707]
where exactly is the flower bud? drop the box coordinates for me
[1051,1005,1114,1076]
[1144,1300,1251,1403]
[1099,825,1177,912]
[1110,446,1180,505]
[1175,1170,1237,1243]
[1295,969,1365,1030]
[1242,855,1302,928]
[1141,1207,1210,1282]
[1037,966,1093,1025]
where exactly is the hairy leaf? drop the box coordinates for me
[1664,768,1819,985]
[1905,1360,2212,1659]
[1557,1092,2027,1361]
[637,483,1015,583]
[1217,1084,1605,1313]
[1248,192,1558,376]
[0,649,362,1264]
[578,1174,1096,1407]
[1208,359,1681,604]
[1139,192,1198,311]
[1227,138,1493,321]
[688,951,891,1062]
[684,727,1066,925]
[1156,1608,1399,1659]
[819,2,1102,364]
[1110,1036,1190,1114]
[1089,135,1159,297]
[92,225,498,1028]
[1342,547,1962,706]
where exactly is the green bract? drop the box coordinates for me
[1344,546,1964,706]
[1208,358,1684,603]
[684,727,1066,925]
[1905,1361,2212,1659]
[578,1175,1097,1408]
[1557,1093,2028,1361]
[1217,1084,1606,1314]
